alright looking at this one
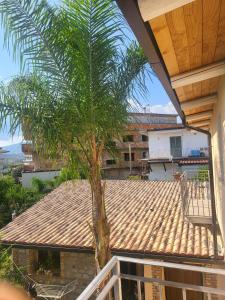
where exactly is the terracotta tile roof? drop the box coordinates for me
[127,124,181,130]
[178,159,209,165]
[1,180,222,259]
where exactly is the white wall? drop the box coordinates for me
[22,170,60,188]
[148,128,208,159]
[148,163,179,181]
[211,76,225,244]
[148,163,206,181]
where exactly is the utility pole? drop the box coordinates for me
[129,143,132,174]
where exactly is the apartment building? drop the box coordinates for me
[102,112,179,179]
[22,112,178,180]
[147,126,209,180]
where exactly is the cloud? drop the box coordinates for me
[127,100,182,123]
[0,135,23,147]
[149,102,177,114]
[128,99,178,115]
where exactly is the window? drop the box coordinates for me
[123,135,134,142]
[124,153,135,161]
[142,151,147,159]
[170,136,182,158]
[141,135,148,142]
[37,250,60,275]
[106,159,116,165]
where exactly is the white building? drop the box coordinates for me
[147,126,209,180]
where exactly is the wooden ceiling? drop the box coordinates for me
[139,0,225,130]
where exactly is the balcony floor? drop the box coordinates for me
[186,181,212,224]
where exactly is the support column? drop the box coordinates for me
[144,264,166,300]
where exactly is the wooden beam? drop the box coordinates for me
[138,0,196,21]
[186,111,213,123]
[188,120,210,127]
[200,126,210,131]
[171,60,225,88]
[181,94,217,111]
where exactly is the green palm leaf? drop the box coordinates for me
[0,0,152,270]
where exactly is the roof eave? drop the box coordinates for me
[115,0,185,121]
[3,241,224,265]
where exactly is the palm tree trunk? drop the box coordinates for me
[89,139,111,271]
[90,164,111,271]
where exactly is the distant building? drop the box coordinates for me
[102,112,179,179]
[22,112,179,180]
[20,142,62,187]
[147,127,209,181]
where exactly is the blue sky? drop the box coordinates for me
[0,2,175,147]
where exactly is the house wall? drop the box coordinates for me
[102,129,148,178]
[12,248,95,299]
[211,76,225,245]
[148,161,206,181]
[148,163,179,181]
[21,170,60,188]
[103,168,131,179]
[148,129,208,159]
[60,252,95,299]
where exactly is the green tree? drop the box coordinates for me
[0,243,24,284]
[0,176,40,228]
[0,0,150,270]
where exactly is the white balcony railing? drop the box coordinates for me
[77,256,225,300]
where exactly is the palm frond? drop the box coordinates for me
[0,0,152,164]
[114,42,152,105]
[0,0,71,95]
[0,75,68,154]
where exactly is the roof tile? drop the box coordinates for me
[1,180,222,259]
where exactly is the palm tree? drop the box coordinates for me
[0,0,150,270]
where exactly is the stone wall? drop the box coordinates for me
[61,252,96,298]
[12,248,95,299]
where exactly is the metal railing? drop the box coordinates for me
[180,170,212,224]
[77,256,225,300]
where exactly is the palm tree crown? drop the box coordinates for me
[0,0,150,269]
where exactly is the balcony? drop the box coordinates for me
[180,170,212,224]
[77,256,225,300]
[149,147,209,160]
[116,141,149,150]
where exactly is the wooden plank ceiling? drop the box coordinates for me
[146,0,225,130]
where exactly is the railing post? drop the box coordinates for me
[113,260,122,300]
[137,280,142,300]
[159,285,163,300]
[182,288,187,300]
